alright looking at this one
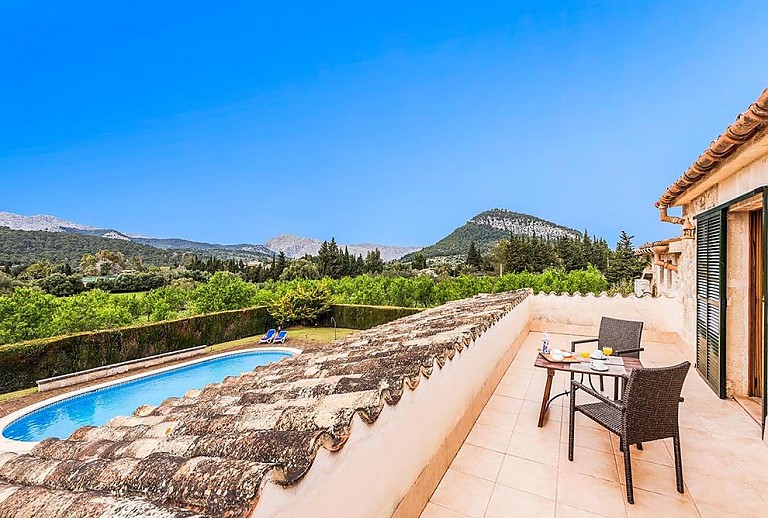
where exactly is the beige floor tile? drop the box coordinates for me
[561,425,613,452]
[494,383,528,400]
[464,424,513,454]
[514,411,561,438]
[449,443,504,482]
[476,407,518,431]
[625,439,674,467]
[555,503,605,517]
[556,471,628,518]
[684,471,767,517]
[430,468,495,518]
[497,454,558,500]
[623,488,698,517]
[520,399,562,421]
[420,502,469,518]
[560,446,620,484]
[507,432,560,467]
[696,502,752,518]
[620,458,689,499]
[485,394,524,415]
[485,485,556,518]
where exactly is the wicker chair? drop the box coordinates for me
[571,316,644,397]
[568,361,691,504]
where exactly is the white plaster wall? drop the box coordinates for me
[253,297,531,518]
[529,293,683,345]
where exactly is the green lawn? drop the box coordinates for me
[284,325,357,343]
[206,326,356,352]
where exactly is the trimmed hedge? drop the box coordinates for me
[321,304,423,330]
[0,303,422,393]
[0,306,271,393]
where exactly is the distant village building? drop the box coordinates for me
[650,89,768,427]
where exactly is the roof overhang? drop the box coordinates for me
[656,89,768,208]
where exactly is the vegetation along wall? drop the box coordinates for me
[319,304,423,330]
[0,303,418,393]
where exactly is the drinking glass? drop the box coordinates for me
[602,346,613,356]
[579,351,590,360]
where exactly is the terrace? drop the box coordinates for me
[424,331,767,518]
[0,290,764,516]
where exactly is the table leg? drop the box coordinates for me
[538,369,555,427]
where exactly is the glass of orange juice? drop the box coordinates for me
[602,346,613,356]
[579,351,590,360]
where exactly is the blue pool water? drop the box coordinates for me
[2,350,292,443]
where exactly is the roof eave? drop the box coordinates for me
[656,89,768,208]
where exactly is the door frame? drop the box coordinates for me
[695,187,768,437]
[748,209,764,399]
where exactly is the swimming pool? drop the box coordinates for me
[1,348,295,444]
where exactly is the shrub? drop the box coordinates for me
[267,282,332,326]
[37,273,88,297]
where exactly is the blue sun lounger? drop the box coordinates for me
[259,329,276,343]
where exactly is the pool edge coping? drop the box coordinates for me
[0,346,302,454]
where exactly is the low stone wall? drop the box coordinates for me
[36,346,207,392]
[529,292,683,344]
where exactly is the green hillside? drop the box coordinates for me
[0,226,181,265]
[403,209,581,260]
[404,222,508,259]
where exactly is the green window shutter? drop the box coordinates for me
[696,209,727,398]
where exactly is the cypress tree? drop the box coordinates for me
[466,241,482,270]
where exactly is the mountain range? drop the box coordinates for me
[0,209,581,266]
[0,212,420,263]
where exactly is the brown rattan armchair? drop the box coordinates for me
[571,316,644,397]
[568,361,691,504]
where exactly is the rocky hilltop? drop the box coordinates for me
[403,208,580,260]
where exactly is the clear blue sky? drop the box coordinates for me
[1,1,767,248]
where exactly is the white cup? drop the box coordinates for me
[592,359,606,370]
[551,351,565,361]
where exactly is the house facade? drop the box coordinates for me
[653,89,768,435]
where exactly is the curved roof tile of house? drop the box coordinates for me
[0,290,529,517]
[656,88,768,208]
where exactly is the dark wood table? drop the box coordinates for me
[534,353,643,427]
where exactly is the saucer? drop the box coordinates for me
[590,363,609,372]
[589,351,606,360]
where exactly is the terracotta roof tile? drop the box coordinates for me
[0,290,529,517]
[657,88,768,207]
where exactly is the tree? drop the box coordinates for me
[192,271,257,313]
[38,274,87,297]
[279,259,320,281]
[364,249,384,274]
[411,253,427,270]
[466,242,482,271]
[0,272,23,296]
[606,231,646,285]
[19,261,55,280]
[274,251,288,279]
